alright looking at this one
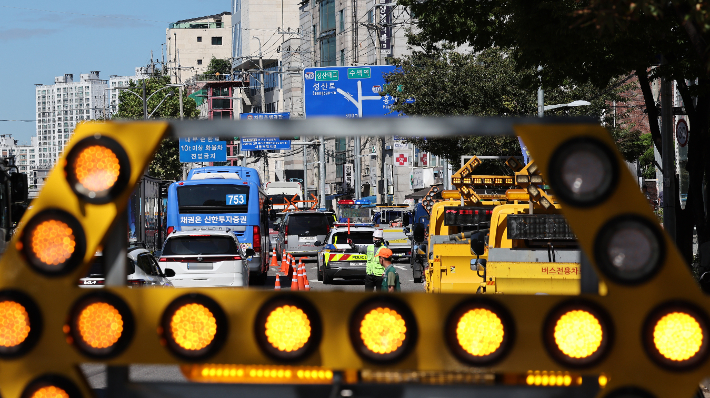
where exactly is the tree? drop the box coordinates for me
[114,74,200,180]
[205,57,232,75]
[381,46,645,173]
[398,0,705,263]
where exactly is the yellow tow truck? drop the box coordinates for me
[425,156,603,295]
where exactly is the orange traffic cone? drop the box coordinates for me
[291,262,299,290]
[280,251,288,273]
[269,247,278,268]
[286,255,294,278]
[274,273,281,290]
[301,257,311,291]
[297,260,305,291]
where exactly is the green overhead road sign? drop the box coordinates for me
[348,67,371,79]
[315,70,339,81]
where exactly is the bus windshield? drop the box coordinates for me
[177,185,250,214]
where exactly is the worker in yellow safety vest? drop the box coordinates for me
[365,229,387,291]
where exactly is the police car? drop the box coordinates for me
[314,224,376,284]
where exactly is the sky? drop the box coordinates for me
[0,1,230,145]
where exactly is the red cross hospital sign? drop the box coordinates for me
[393,141,411,166]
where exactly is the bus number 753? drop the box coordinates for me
[226,194,246,205]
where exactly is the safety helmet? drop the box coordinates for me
[373,229,384,239]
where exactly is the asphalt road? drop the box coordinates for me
[262,256,425,292]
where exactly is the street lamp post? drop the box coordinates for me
[112,83,178,120]
[543,100,592,112]
[168,84,185,120]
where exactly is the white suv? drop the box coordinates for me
[158,230,252,287]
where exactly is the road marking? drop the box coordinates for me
[394,265,407,270]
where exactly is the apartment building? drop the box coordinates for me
[107,67,154,116]
[16,138,38,176]
[34,71,108,172]
[166,12,233,84]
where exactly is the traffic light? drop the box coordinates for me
[0,118,706,398]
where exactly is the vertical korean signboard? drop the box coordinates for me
[379,0,393,56]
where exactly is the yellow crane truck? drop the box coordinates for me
[423,156,603,295]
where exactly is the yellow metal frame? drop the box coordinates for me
[0,120,704,398]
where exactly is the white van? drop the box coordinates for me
[158,230,252,287]
[265,181,303,210]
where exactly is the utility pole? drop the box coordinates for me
[354,136,361,199]
[537,66,544,117]
[253,36,266,113]
[380,137,385,204]
[142,80,148,120]
[661,74,676,239]
[352,0,358,64]
[303,138,308,201]
[319,136,326,208]
[178,85,183,120]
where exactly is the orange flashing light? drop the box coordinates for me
[77,302,123,349]
[72,145,121,193]
[0,301,31,348]
[30,220,76,267]
[170,303,218,351]
[360,307,407,355]
[181,364,333,384]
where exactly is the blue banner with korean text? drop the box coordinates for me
[179,137,227,163]
[240,137,292,151]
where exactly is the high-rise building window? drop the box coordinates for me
[339,9,344,31]
[320,36,336,66]
[212,37,223,45]
[319,0,335,33]
[340,49,345,66]
[197,36,202,42]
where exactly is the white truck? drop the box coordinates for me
[265,181,303,210]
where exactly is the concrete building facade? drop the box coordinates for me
[34,71,108,173]
[231,0,301,115]
[292,0,418,204]
[166,12,233,84]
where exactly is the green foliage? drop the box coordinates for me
[149,139,182,181]
[638,133,657,179]
[205,57,232,75]
[399,0,684,89]
[114,75,200,180]
[381,47,646,169]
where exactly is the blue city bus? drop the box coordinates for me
[166,166,269,283]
